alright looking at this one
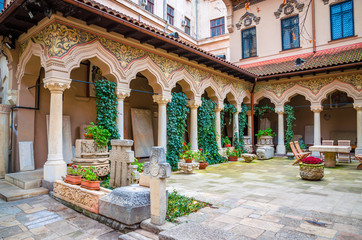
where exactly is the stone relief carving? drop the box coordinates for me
[143,147,171,179]
[274,0,304,19]
[236,12,261,30]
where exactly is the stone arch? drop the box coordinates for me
[199,77,222,102]
[63,41,126,84]
[279,84,315,106]
[315,80,361,104]
[221,84,239,105]
[16,41,46,84]
[240,90,251,104]
[167,68,199,99]
[125,56,166,94]
[253,89,279,106]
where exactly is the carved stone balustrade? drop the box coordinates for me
[72,139,110,177]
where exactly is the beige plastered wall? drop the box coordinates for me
[230,0,362,65]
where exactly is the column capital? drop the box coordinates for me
[0,104,11,114]
[311,105,323,113]
[354,102,362,111]
[275,107,284,114]
[153,94,172,105]
[44,80,70,93]
[187,99,202,109]
[116,88,131,100]
[215,107,223,113]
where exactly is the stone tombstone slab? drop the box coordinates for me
[143,147,171,226]
[19,141,35,171]
[109,139,135,188]
[46,115,72,164]
[131,108,154,158]
[256,146,274,160]
[99,186,151,225]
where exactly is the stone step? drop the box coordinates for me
[0,180,48,201]
[5,169,43,189]
[119,230,158,240]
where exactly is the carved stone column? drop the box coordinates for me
[153,94,172,150]
[247,110,252,137]
[311,105,323,147]
[43,79,70,183]
[275,107,286,155]
[188,99,202,151]
[233,106,240,142]
[0,104,11,178]
[116,89,130,140]
[215,106,223,149]
[144,147,171,226]
[354,102,362,155]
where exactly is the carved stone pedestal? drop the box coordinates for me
[243,137,253,153]
[72,139,110,177]
[178,161,199,174]
[53,180,110,214]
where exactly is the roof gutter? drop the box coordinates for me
[257,62,362,81]
[61,0,257,79]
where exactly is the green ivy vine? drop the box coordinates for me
[220,103,237,145]
[237,105,249,152]
[166,92,189,170]
[284,105,296,152]
[198,98,224,164]
[95,79,119,142]
[254,106,275,117]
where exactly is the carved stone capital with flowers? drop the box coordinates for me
[116,88,131,100]
[311,105,323,113]
[187,99,202,109]
[354,102,362,111]
[152,94,172,106]
[275,106,284,115]
[43,77,71,93]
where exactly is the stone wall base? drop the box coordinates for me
[50,191,139,233]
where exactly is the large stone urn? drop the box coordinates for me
[72,139,110,177]
[256,136,274,159]
[257,136,274,146]
[242,136,253,153]
[299,163,324,181]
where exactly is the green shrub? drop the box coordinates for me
[85,122,111,148]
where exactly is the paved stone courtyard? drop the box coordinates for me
[0,194,122,240]
[1,158,361,240]
[167,158,362,239]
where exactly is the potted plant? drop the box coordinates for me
[196,149,209,169]
[255,128,276,145]
[223,136,231,147]
[84,122,111,149]
[65,165,83,185]
[81,166,101,190]
[179,142,195,163]
[299,156,324,181]
[226,148,239,161]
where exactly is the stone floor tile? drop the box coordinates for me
[0,217,20,228]
[297,223,337,238]
[200,220,227,230]
[24,207,47,214]
[17,204,32,211]
[278,217,303,227]
[23,237,35,240]
[274,226,317,240]
[96,230,122,240]
[226,206,255,218]
[239,218,284,232]
[256,230,276,240]
[259,214,281,223]
[19,224,28,231]
[29,226,50,235]
[214,214,242,224]
[45,220,78,236]
[0,206,22,215]
[333,222,360,235]
[336,232,362,240]
[4,230,32,240]
[230,224,265,238]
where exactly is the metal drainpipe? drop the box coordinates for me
[251,77,258,153]
[312,0,316,53]
[196,0,198,40]
[163,0,167,21]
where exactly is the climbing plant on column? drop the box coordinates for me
[237,105,249,152]
[198,98,224,164]
[220,103,237,145]
[94,79,119,141]
[284,104,296,152]
[166,92,189,170]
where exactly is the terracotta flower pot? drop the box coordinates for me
[225,144,231,147]
[228,156,238,161]
[65,175,82,185]
[185,158,193,163]
[199,162,209,169]
[299,163,324,181]
[81,179,101,190]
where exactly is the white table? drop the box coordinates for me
[309,145,351,167]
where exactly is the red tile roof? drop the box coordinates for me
[240,43,362,77]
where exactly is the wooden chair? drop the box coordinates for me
[290,142,309,165]
[321,140,334,160]
[294,141,311,158]
[356,154,362,170]
[337,140,351,163]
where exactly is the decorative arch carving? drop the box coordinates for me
[199,77,222,102]
[253,89,279,106]
[221,84,240,105]
[125,56,167,95]
[274,0,304,19]
[279,84,316,105]
[167,68,200,99]
[236,12,260,30]
[62,40,126,84]
[315,80,361,104]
